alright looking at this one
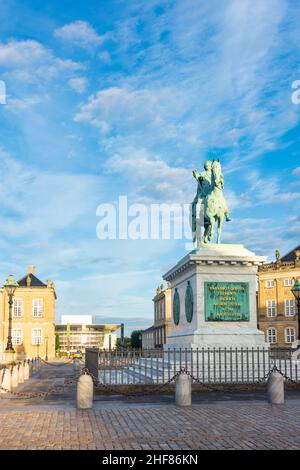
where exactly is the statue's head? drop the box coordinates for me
[204,160,212,170]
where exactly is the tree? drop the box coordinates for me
[130,330,143,349]
[116,337,131,349]
[55,333,60,352]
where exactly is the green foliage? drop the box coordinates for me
[55,333,60,351]
[130,330,143,349]
[116,337,131,348]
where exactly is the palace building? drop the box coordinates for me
[257,246,300,348]
[142,283,172,349]
[0,265,56,362]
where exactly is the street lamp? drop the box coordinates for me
[292,279,300,349]
[45,336,49,361]
[4,274,19,353]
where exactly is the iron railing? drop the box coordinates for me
[85,347,300,386]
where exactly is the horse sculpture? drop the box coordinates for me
[192,159,231,245]
[203,160,231,244]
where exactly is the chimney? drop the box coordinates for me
[28,265,36,275]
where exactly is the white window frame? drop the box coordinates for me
[285,327,296,344]
[32,328,43,345]
[284,279,294,287]
[267,328,277,344]
[265,280,275,288]
[12,328,23,345]
[13,298,23,317]
[32,298,44,317]
[266,300,277,317]
[285,299,295,316]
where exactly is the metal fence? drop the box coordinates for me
[86,347,300,386]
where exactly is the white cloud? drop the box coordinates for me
[0,39,84,84]
[0,40,47,66]
[68,77,88,94]
[0,149,99,241]
[74,86,191,145]
[6,95,49,111]
[98,51,111,63]
[104,146,191,204]
[293,167,300,177]
[54,20,108,51]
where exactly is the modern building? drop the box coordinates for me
[142,283,172,349]
[0,265,56,362]
[257,246,300,348]
[55,315,121,354]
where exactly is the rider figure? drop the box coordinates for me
[192,160,212,239]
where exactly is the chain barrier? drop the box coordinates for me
[0,363,299,401]
[268,364,298,385]
[38,357,75,366]
[84,368,184,397]
[0,369,82,400]
[91,364,300,395]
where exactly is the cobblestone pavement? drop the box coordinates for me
[0,361,300,450]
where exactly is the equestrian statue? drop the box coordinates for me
[192,159,231,245]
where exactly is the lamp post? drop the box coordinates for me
[292,279,300,349]
[4,274,19,353]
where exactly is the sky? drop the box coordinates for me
[0,0,299,335]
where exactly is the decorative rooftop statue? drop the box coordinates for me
[192,159,231,246]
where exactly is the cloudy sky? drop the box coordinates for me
[0,0,299,334]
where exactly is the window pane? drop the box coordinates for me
[33,299,44,317]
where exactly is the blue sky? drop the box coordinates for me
[0,0,299,334]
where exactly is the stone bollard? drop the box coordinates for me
[175,371,192,406]
[0,368,4,386]
[28,360,32,377]
[77,373,94,409]
[0,367,12,393]
[24,361,30,380]
[18,363,24,384]
[11,365,19,388]
[268,370,284,405]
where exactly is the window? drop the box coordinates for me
[267,328,277,344]
[285,327,296,344]
[266,300,277,317]
[284,279,294,287]
[265,280,275,288]
[32,299,43,317]
[12,329,23,345]
[32,328,42,345]
[13,298,23,317]
[285,299,295,316]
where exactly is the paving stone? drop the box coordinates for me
[0,361,300,450]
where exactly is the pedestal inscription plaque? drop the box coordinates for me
[205,281,250,321]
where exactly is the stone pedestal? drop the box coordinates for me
[163,244,268,350]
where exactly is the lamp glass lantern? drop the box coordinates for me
[292,279,300,304]
[4,274,19,296]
